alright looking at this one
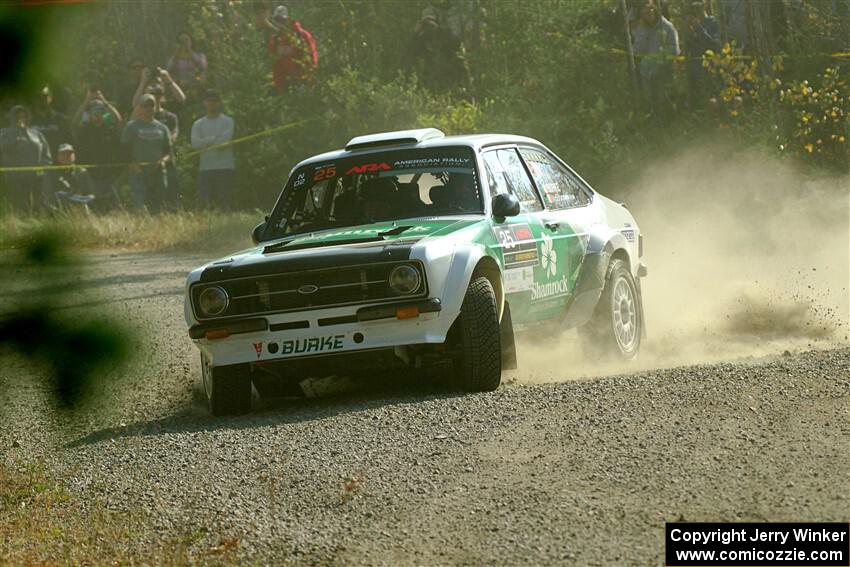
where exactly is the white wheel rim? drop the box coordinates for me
[612,277,638,353]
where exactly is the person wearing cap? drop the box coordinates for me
[632,0,680,118]
[30,85,71,158]
[191,90,235,210]
[72,87,124,210]
[121,93,173,212]
[48,143,95,208]
[0,105,52,210]
[682,0,720,113]
[268,4,318,95]
[407,7,469,93]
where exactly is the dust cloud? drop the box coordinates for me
[513,145,849,383]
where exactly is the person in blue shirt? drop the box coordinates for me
[121,94,172,212]
[632,0,680,118]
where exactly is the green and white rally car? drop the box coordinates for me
[185,129,646,415]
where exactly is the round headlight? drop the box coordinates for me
[389,265,421,295]
[198,286,229,317]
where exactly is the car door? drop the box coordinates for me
[481,147,561,324]
[518,146,595,313]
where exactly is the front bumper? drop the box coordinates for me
[189,298,453,367]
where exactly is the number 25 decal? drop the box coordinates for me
[313,166,336,181]
[497,228,516,249]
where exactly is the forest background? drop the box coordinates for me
[1,0,848,216]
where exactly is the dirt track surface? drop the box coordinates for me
[1,251,849,565]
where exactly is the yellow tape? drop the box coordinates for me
[608,46,850,62]
[180,118,307,159]
[0,118,308,173]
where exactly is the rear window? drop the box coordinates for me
[265,147,482,240]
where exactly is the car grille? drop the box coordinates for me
[191,261,426,320]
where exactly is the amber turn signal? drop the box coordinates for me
[395,306,420,320]
[204,329,230,340]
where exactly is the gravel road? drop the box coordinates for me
[2,251,849,566]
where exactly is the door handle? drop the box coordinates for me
[544,221,560,231]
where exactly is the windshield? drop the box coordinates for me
[264,147,482,240]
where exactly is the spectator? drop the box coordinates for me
[0,105,52,211]
[632,0,680,117]
[191,90,235,210]
[719,0,749,51]
[166,31,208,98]
[445,0,483,52]
[148,83,181,209]
[408,7,470,93]
[72,88,123,210]
[121,94,172,212]
[30,85,71,158]
[48,143,95,209]
[268,5,318,95]
[118,58,147,118]
[145,85,179,141]
[683,1,721,112]
[132,67,186,116]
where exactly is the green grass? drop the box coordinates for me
[0,210,262,253]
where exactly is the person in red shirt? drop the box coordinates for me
[267,5,318,95]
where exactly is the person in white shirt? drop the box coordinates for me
[191,90,235,209]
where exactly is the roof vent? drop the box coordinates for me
[345,128,445,151]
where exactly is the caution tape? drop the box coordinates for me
[180,118,307,159]
[0,118,308,173]
[607,46,850,62]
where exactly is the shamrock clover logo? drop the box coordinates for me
[540,233,557,279]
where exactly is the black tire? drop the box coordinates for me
[580,258,642,360]
[201,354,252,416]
[453,276,502,392]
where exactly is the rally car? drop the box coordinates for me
[185,129,646,415]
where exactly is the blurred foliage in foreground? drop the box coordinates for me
[0,232,129,409]
[0,0,845,213]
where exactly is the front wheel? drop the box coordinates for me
[201,354,252,416]
[451,276,502,392]
[580,258,642,360]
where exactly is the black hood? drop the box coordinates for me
[199,239,415,283]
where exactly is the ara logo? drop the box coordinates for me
[346,162,391,175]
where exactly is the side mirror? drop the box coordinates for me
[491,193,521,220]
[251,221,267,245]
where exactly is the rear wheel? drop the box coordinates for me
[581,258,641,360]
[201,354,252,416]
[452,276,502,392]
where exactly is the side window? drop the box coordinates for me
[482,149,543,213]
[519,148,591,210]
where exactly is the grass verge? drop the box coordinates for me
[0,210,260,252]
[0,459,241,566]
